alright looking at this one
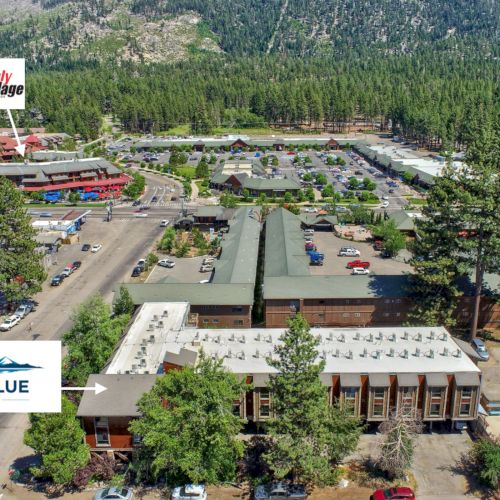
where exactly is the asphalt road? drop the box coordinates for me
[0,170,189,483]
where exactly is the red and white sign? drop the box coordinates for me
[0,58,25,110]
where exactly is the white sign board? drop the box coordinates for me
[0,341,61,413]
[0,58,26,110]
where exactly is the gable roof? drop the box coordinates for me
[243,177,301,191]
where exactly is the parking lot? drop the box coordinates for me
[144,255,212,284]
[308,231,413,276]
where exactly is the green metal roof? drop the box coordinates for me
[243,177,301,191]
[212,207,261,284]
[116,283,255,305]
[195,206,224,218]
[0,158,120,176]
[299,214,338,226]
[264,275,413,299]
[265,208,310,277]
[389,210,419,231]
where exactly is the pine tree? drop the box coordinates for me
[264,315,362,485]
[0,177,47,302]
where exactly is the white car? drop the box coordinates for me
[172,485,206,500]
[91,244,102,253]
[158,259,175,268]
[160,220,170,227]
[352,267,370,275]
[381,201,389,208]
[0,315,21,331]
[382,195,389,200]
[134,212,148,218]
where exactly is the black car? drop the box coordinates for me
[72,261,82,270]
[139,205,151,211]
[380,250,392,259]
[131,266,142,277]
[132,200,141,206]
[151,196,158,203]
[81,243,91,251]
[51,275,63,286]
[388,189,395,193]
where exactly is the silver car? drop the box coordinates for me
[471,338,489,361]
[255,482,307,500]
[93,487,133,500]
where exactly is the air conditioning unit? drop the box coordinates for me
[255,333,261,341]
[415,333,422,342]
[403,331,409,340]
[148,323,154,331]
[402,349,408,359]
[455,349,462,358]
[338,334,345,343]
[428,349,434,358]
[131,364,137,371]
[362,348,368,357]
[153,315,158,321]
[230,333,236,341]
[140,358,146,367]
[328,332,334,341]
[239,352,246,360]
[441,332,448,341]
[149,334,155,343]
[368,333,373,342]
[374,350,381,359]
[266,335,272,343]
[346,350,353,359]
[443,347,449,357]
[254,350,260,358]
[388,348,395,357]
[142,338,148,346]
[240,336,246,343]
[162,309,169,317]
[414,347,421,357]
[389,333,396,342]
[430,331,435,340]
[214,335,221,344]
[334,349,340,358]
[354,332,360,341]
[377,332,384,340]
[141,346,147,354]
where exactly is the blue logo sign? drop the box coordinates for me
[0,356,41,373]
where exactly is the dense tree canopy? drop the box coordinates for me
[0,177,47,302]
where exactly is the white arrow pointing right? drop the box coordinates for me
[62,383,107,395]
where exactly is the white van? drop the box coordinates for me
[304,228,314,235]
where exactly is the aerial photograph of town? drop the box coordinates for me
[0,1,498,499]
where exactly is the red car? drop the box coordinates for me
[347,259,370,269]
[372,487,415,500]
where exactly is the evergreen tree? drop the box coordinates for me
[114,285,135,316]
[24,396,90,485]
[264,315,362,485]
[0,177,47,302]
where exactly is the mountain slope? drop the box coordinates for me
[0,0,497,64]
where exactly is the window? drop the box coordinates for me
[212,319,219,323]
[233,320,244,326]
[459,386,474,417]
[202,319,209,324]
[343,387,357,415]
[259,389,270,418]
[319,300,325,304]
[95,417,110,446]
[371,388,386,417]
[429,388,443,417]
[342,313,350,317]
[383,312,390,317]
[232,401,241,416]
[400,387,414,408]
[354,313,361,317]
[232,307,243,313]
[133,434,142,445]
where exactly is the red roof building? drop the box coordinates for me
[0,137,18,162]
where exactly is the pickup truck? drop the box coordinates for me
[308,251,324,266]
[347,260,370,269]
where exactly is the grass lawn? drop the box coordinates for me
[174,165,197,179]
[405,197,427,205]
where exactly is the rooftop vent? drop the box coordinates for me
[389,333,396,342]
[157,320,164,328]
[140,358,146,367]
[374,350,381,359]
[388,348,395,357]
[131,364,137,371]
[455,349,462,358]
[255,333,261,341]
[254,349,260,358]
[430,331,435,340]
[240,336,246,343]
[414,347,421,357]
[141,346,147,355]
[377,332,384,341]
[194,332,200,340]
[338,334,345,343]
[162,309,169,317]
[367,333,373,342]
[148,323,154,331]
[239,352,246,360]
[328,332,334,341]
[401,349,409,359]
[403,331,409,340]
[362,348,368,357]
[266,335,272,343]
[443,347,449,357]
[227,349,233,358]
[321,350,327,360]
[354,332,360,340]
[203,333,209,341]
[335,348,340,358]
[153,315,158,321]
[141,338,148,346]
[214,335,221,344]
[428,349,434,358]
[441,332,448,341]
[346,350,353,359]
[149,334,155,343]
[416,333,422,342]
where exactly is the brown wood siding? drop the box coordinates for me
[82,416,134,450]
[191,305,252,328]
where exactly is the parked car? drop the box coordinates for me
[131,266,142,277]
[132,200,141,206]
[382,195,389,200]
[338,247,360,257]
[136,259,146,271]
[91,244,102,253]
[371,486,415,500]
[303,229,314,235]
[388,189,395,193]
[93,487,133,500]
[81,243,91,252]
[347,260,370,269]
[60,266,74,278]
[51,275,63,286]
[255,482,307,500]
[158,259,175,268]
[198,279,210,284]
[0,315,21,331]
[202,257,215,265]
[160,219,170,227]
[381,201,389,208]
[352,267,370,275]
[72,261,82,270]
[134,211,148,218]
[14,302,33,318]
[139,205,151,211]
[200,265,214,273]
[171,485,206,500]
[471,338,490,361]
[151,196,158,203]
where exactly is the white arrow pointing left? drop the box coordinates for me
[6,109,26,157]
[62,383,107,395]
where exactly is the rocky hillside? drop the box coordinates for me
[0,0,497,64]
[0,0,222,65]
